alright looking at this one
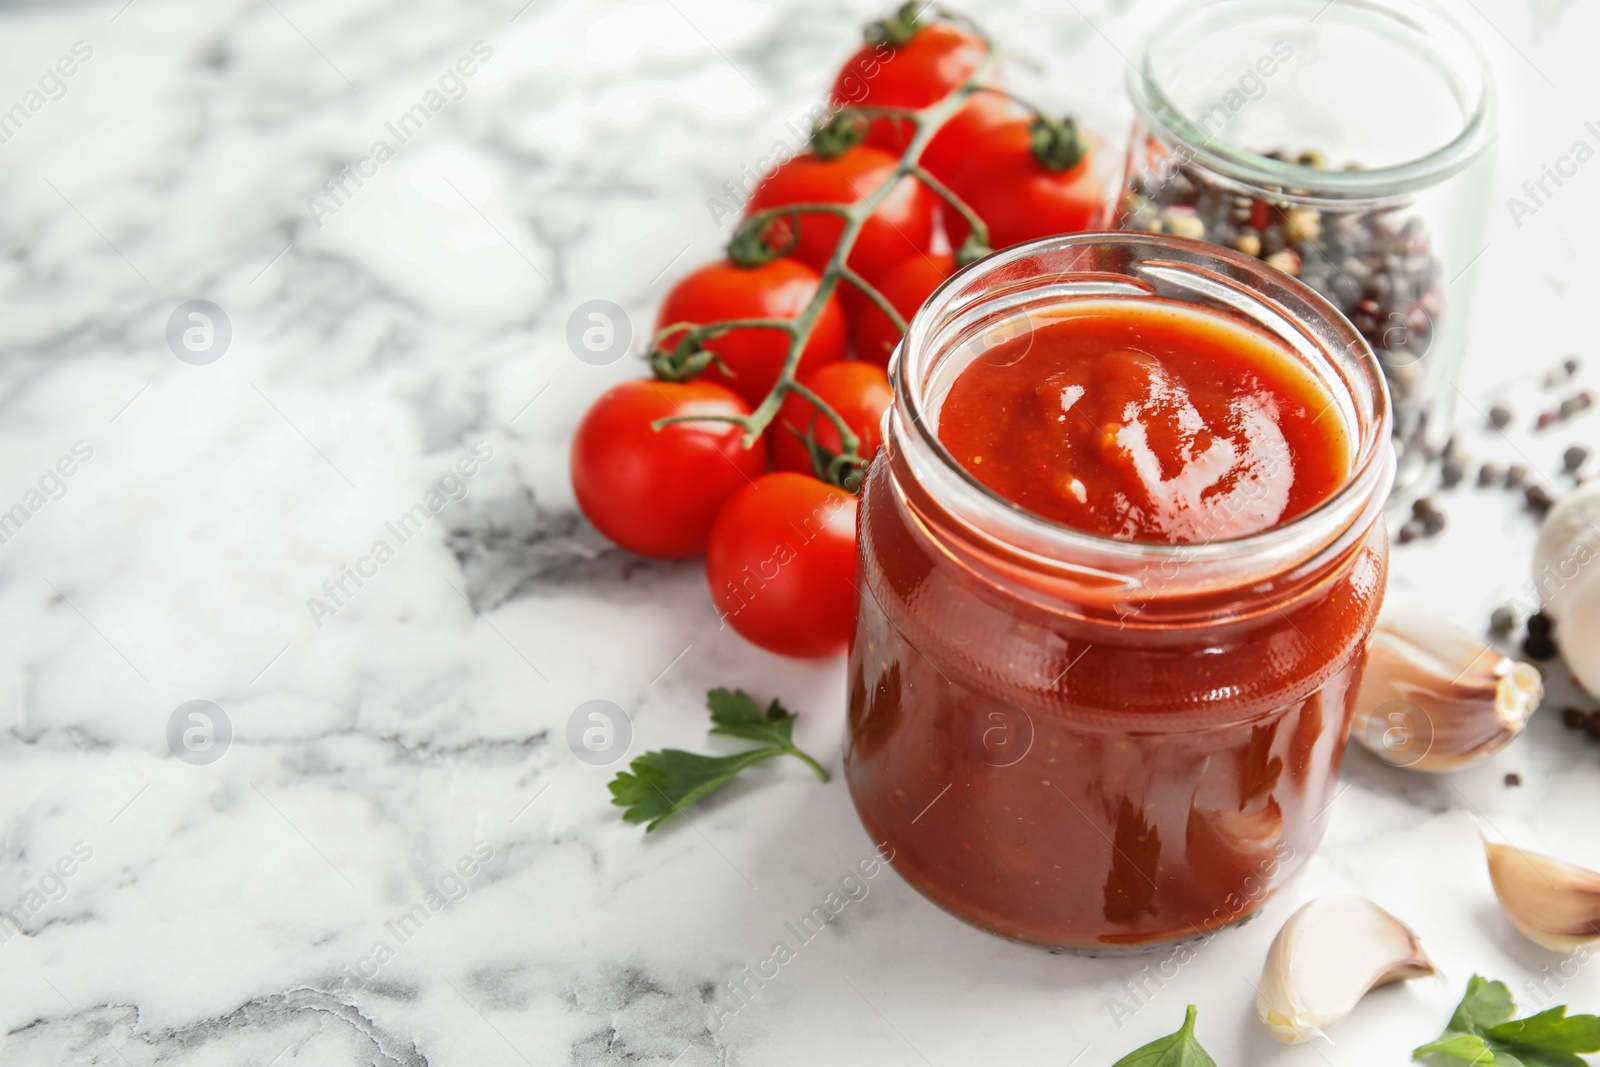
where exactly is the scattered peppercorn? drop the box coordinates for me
[1478,461,1503,488]
[1524,631,1557,660]
[1423,509,1446,535]
[1398,519,1424,545]
[1525,484,1556,516]
[1561,390,1595,418]
[1440,457,1466,488]
[1489,403,1514,430]
[1505,464,1531,489]
[1490,605,1517,635]
[1562,706,1591,730]
[1504,772,1521,787]
[1564,354,1583,376]
[1527,611,1552,637]
[1588,715,1600,743]
[1566,444,1591,472]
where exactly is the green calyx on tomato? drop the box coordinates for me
[1030,114,1088,172]
[955,232,990,267]
[647,332,720,382]
[864,2,924,47]
[727,213,796,268]
[809,111,870,160]
[793,419,867,493]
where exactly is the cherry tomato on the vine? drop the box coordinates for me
[921,89,1030,187]
[771,361,894,475]
[571,380,765,560]
[850,251,955,366]
[706,472,858,658]
[943,118,1111,251]
[830,20,987,155]
[743,146,936,286]
[655,258,847,409]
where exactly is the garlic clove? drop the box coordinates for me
[1350,607,1543,772]
[1484,836,1600,952]
[1531,482,1600,694]
[1256,896,1437,1044]
[1531,481,1600,624]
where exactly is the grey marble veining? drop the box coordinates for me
[0,0,1597,1064]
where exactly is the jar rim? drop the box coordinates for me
[891,232,1394,585]
[1127,0,1496,199]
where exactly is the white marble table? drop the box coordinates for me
[0,0,1596,1063]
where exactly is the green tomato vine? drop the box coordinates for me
[646,5,1050,492]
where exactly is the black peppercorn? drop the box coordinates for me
[1478,461,1503,488]
[1523,632,1557,660]
[1526,484,1556,515]
[1489,403,1514,430]
[1563,706,1590,730]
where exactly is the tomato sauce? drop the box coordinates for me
[937,300,1351,542]
[846,294,1387,950]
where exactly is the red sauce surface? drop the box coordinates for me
[937,299,1351,542]
[845,297,1386,949]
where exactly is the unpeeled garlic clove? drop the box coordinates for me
[1350,607,1543,772]
[1256,896,1437,1044]
[1484,836,1600,952]
[1531,482,1600,694]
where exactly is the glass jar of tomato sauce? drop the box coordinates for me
[845,233,1394,951]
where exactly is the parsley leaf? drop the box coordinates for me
[609,689,828,831]
[1112,1005,1218,1067]
[1415,976,1600,1067]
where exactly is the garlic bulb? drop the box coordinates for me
[1256,896,1437,1044]
[1484,836,1600,952]
[1350,607,1543,772]
[1531,482,1600,693]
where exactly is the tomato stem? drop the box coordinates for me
[838,265,907,335]
[656,11,1008,496]
[784,376,866,488]
[907,162,991,254]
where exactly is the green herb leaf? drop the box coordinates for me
[609,689,828,831]
[1415,976,1600,1067]
[609,747,785,830]
[1452,975,1518,1034]
[1112,1005,1218,1067]
[1490,1008,1600,1055]
[706,687,796,747]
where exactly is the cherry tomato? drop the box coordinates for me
[655,258,848,409]
[744,146,936,286]
[771,362,894,474]
[830,21,987,155]
[944,119,1111,251]
[571,380,765,560]
[921,89,1030,186]
[706,472,858,657]
[851,251,955,366]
